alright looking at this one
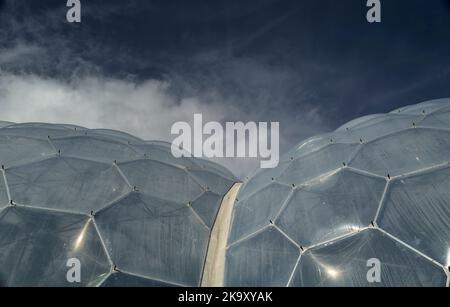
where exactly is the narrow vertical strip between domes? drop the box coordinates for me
[201,182,242,287]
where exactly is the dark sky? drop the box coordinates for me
[1,0,450,176]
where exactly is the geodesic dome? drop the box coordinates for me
[225,99,450,287]
[0,122,237,287]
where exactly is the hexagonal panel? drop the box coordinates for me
[378,167,450,265]
[277,169,386,247]
[278,144,360,186]
[95,192,209,286]
[225,226,299,287]
[118,159,204,204]
[0,135,56,167]
[101,272,177,287]
[6,157,130,214]
[350,128,450,177]
[228,183,292,244]
[291,229,446,287]
[52,136,141,163]
[0,207,110,286]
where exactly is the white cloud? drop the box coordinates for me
[0,72,230,141]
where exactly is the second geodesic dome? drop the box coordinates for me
[224,99,450,287]
[0,122,237,286]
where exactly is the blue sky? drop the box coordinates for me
[1,0,450,176]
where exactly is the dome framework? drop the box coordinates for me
[0,122,237,287]
[224,99,450,287]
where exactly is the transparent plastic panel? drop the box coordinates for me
[378,167,450,265]
[118,160,204,204]
[52,136,141,163]
[132,142,236,180]
[237,161,290,201]
[6,157,130,213]
[390,98,450,115]
[0,125,82,140]
[333,114,420,143]
[188,169,234,195]
[87,129,143,144]
[0,174,8,207]
[277,169,386,247]
[283,134,334,161]
[336,114,386,132]
[278,144,360,187]
[418,107,450,130]
[101,272,177,287]
[190,191,223,228]
[0,121,14,128]
[291,229,446,287]
[194,158,237,181]
[225,226,300,287]
[0,207,110,287]
[0,135,56,167]
[229,183,292,244]
[130,143,199,169]
[95,192,209,286]
[350,129,450,177]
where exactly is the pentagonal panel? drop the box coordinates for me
[101,272,177,287]
[228,183,292,244]
[225,226,299,287]
[6,157,130,213]
[291,229,446,287]
[350,129,450,177]
[52,136,141,163]
[278,144,360,186]
[277,169,386,247]
[95,192,209,286]
[118,159,204,204]
[0,135,56,167]
[378,167,450,265]
[0,207,110,286]
[190,191,223,228]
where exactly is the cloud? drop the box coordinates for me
[0,72,231,140]
[0,0,331,178]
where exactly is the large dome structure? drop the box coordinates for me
[224,99,450,287]
[0,122,237,286]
